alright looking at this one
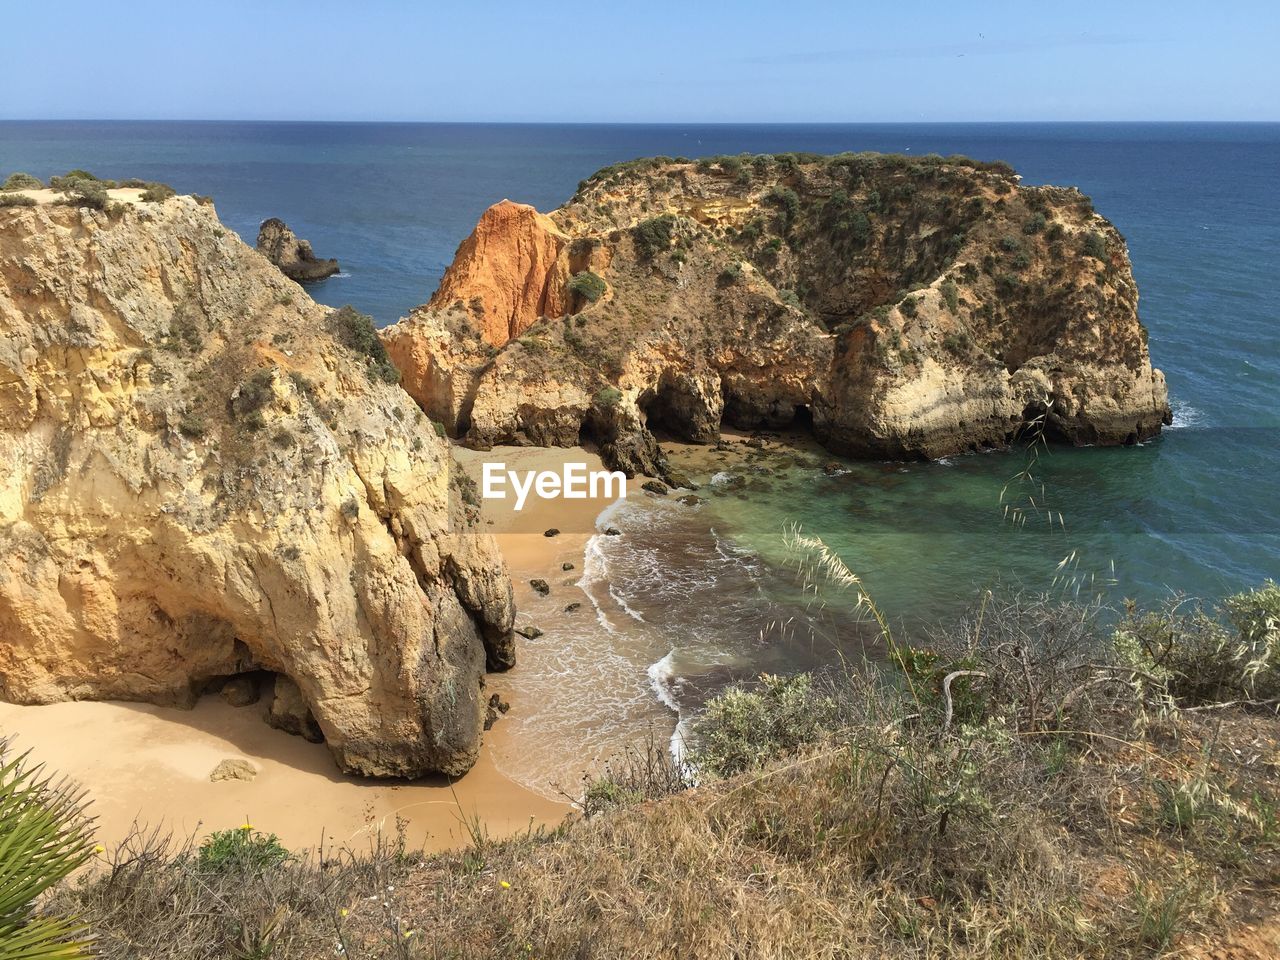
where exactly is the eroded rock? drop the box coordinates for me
[382,154,1169,475]
[0,197,515,778]
[256,218,339,283]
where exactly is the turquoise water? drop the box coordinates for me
[3,122,1276,785]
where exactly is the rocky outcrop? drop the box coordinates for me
[383,154,1170,478]
[427,200,572,346]
[256,218,340,283]
[0,197,515,778]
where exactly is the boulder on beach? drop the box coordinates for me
[209,758,257,782]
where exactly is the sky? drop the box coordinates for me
[1,1,1276,122]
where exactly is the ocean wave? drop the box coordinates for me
[1168,399,1206,430]
[609,584,646,622]
[647,650,682,714]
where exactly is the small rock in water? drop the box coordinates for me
[530,579,550,595]
[823,461,846,476]
[676,494,705,507]
[745,437,766,449]
[603,526,622,536]
[665,471,698,490]
[484,692,511,730]
[564,602,582,613]
[209,758,257,782]
[516,624,544,639]
[641,480,669,496]
[543,528,560,538]
[561,561,575,571]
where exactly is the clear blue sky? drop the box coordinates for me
[2,0,1275,122]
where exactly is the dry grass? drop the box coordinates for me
[45,591,1280,959]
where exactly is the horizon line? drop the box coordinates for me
[2,118,1279,126]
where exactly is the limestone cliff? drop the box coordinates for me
[427,200,572,346]
[383,154,1171,477]
[0,197,514,778]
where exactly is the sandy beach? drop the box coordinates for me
[0,444,636,855]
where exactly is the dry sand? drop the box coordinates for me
[0,445,635,854]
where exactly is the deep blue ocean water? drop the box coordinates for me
[3,122,1277,785]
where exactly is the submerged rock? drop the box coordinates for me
[530,579,550,595]
[256,217,339,282]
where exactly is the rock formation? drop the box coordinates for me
[428,200,574,346]
[0,196,514,778]
[383,154,1171,477]
[256,217,340,283]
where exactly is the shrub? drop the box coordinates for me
[177,414,207,439]
[998,234,1022,253]
[0,745,95,958]
[899,295,919,318]
[139,182,175,203]
[1083,231,1108,260]
[56,178,110,211]
[1,172,42,191]
[766,186,800,229]
[0,194,36,208]
[197,826,289,873]
[690,673,837,778]
[234,368,276,421]
[595,386,622,409]
[567,270,606,304]
[717,262,742,286]
[1023,212,1047,235]
[631,215,676,260]
[1114,583,1280,705]
[940,279,960,313]
[329,306,399,383]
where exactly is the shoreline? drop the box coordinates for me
[0,445,640,854]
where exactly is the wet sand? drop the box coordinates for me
[0,444,638,854]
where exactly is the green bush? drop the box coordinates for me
[0,746,95,959]
[1,172,42,191]
[940,279,960,313]
[330,306,399,384]
[631,215,676,259]
[899,295,919,318]
[766,186,800,230]
[56,178,110,211]
[1114,582,1280,705]
[594,386,622,409]
[197,826,289,873]
[0,194,36,208]
[1083,232,1108,260]
[691,673,837,778]
[717,262,742,286]
[567,270,606,304]
[998,234,1022,253]
[1023,212,1047,235]
[139,182,176,203]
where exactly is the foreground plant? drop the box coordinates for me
[0,745,95,960]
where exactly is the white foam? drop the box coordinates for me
[646,650,682,714]
[1168,399,1205,430]
[609,584,646,623]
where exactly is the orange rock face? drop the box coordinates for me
[428,200,570,346]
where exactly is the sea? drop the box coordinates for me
[3,121,1277,793]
